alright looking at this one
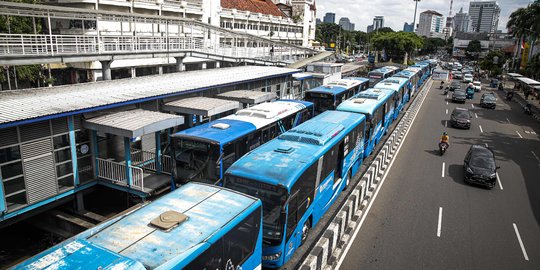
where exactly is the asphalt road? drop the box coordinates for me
[338,79,540,269]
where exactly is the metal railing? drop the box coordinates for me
[131,148,173,175]
[162,154,173,174]
[96,158,144,191]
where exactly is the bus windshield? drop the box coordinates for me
[173,138,219,184]
[224,175,288,245]
[305,92,334,114]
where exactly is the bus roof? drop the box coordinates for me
[225,111,365,189]
[15,183,260,270]
[171,100,310,144]
[306,84,348,95]
[375,77,409,92]
[343,77,370,84]
[337,88,395,116]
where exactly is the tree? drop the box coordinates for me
[480,50,507,76]
[465,40,482,60]
[315,22,341,47]
[507,2,540,71]
[524,53,540,80]
[421,37,446,54]
[371,31,424,63]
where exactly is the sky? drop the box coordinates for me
[316,0,533,32]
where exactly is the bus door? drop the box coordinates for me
[335,140,345,180]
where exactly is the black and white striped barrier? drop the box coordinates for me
[299,79,432,270]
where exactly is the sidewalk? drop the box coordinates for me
[500,86,540,122]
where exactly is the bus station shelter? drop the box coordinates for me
[163,97,240,128]
[83,109,184,195]
[216,90,277,108]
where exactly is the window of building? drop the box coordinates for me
[0,145,26,211]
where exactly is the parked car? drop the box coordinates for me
[449,81,461,91]
[464,145,499,189]
[480,93,497,109]
[450,107,471,129]
[452,90,467,103]
[473,81,482,92]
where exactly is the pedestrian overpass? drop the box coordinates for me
[0,2,317,79]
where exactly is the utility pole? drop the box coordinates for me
[413,0,421,33]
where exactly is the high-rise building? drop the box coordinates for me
[323,12,336,24]
[403,22,414,32]
[468,1,500,33]
[339,17,355,31]
[373,16,384,31]
[367,24,374,33]
[316,18,322,25]
[417,10,444,38]
[453,7,472,33]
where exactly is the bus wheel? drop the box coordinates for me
[301,219,311,245]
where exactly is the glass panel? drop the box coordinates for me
[58,174,74,190]
[6,191,27,210]
[53,134,70,149]
[0,146,21,163]
[184,238,224,270]
[1,162,23,179]
[78,156,94,184]
[75,130,90,144]
[55,148,72,163]
[3,176,25,195]
[56,162,73,178]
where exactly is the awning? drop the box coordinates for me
[293,73,314,80]
[83,109,184,138]
[163,97,240,117]
[517,77,540,86]
[216,90,277,105]
[507,73,523,78]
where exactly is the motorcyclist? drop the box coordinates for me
[440,80,444,89]
[440,132,449,147]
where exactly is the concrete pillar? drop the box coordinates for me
[158,66,163,75]
[201,62,207,70]
[155,132,162,174]
[75,192,85,212]
[215,61,220,69]
[124,137,133,187]
[175,57,185,72]
[100,60,112,81]
[131,67,136,78]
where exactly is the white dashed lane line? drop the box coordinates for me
[516,131,523,138]
[513,223,529,261]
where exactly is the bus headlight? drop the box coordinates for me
[263,251,282,261]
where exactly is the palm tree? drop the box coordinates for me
[507,2,540,71]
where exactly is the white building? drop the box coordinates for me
[468,1,500,33]
[373,16,384,31]
[417,10,444,38]
[453,7,472,33]
[44,0,316,81]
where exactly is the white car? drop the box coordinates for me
[463,74,474,83]
[473,81,482,92]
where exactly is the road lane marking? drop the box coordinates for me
[513,223,529,261]
[531,151,540,166]
[475,113,478,118]
[445,109,448,114]
[446,101,449,105]
[471,104,475,108]
[445,120,448,127]
[506,117,511,124]
[479,125,483,133]
[437,207,443,237]
[336,79,433,270]
[516,131,523,138]
[496,172,503,190]
[485,143,489,147]
[442,162,445,178]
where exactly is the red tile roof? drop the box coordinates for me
[221,0,286,17]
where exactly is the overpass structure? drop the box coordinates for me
[0,2,317,80]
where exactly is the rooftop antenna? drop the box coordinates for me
[449,0,454,16]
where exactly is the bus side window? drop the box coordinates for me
[262,128,270,143]
[185,238,224,270]
[222,143,236,171]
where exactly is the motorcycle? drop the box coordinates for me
[444,87,449,95]
[439,142,449,155]
[506,92,514,101]
[524,104,532,115]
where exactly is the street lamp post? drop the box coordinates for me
[413,0,421,33]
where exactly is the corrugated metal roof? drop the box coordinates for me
[163,97,240,117]
[0,66,299,128]
[517,77,540,85]
[216,90,277,104]
[83,109,184,138]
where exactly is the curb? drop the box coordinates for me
[298,79,432,270]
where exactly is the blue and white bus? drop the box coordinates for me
[14,183,263,270]
[411,62,431,83]
[375,77,412,120]
[304,78,367,115]
[337,88,396,157]
[367,67,400,85]
[171,100,313,185]
[394,69,421,96]
[223,110,366,268]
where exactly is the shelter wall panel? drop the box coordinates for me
[19,121,51,142]
[0,127,18,147]
[52,118,69,134]
[21,139,57,204]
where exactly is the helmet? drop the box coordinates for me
[443,132,447,136]
[468,83,473,87]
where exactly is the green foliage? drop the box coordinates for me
[315,22,341,45]
[421,37,446,54]
[371,31,424,62]
[480,50,506,76]
[0,0,43,34]
[376,27,394,33]
[465,40,482,60]
[524,53,540,80]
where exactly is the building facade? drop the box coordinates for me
[417,10,444,38]
[468,1,500,33]
[373,16,384,31]
[453,7,472,33]
[403,22,414,32]
[323,12,336,23]
[339,17,355,31]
